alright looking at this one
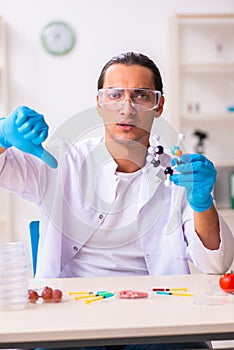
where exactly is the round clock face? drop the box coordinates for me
[41,21,76,55]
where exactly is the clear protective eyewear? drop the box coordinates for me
[98,88,161,111]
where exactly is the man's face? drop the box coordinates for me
[97,64,164,148]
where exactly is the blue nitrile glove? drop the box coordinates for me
[170,154,216,212]
[0,106,57,168]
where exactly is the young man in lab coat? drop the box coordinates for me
[0,52,233,349]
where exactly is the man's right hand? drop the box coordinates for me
[0,106,58,168]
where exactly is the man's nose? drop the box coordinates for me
[120,97,136,114]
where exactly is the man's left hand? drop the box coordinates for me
[170,154,217,212]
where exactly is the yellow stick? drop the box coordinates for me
[170,288,188,291]
[85,296,104,304]
[171,293,193,296]
[74,295,97,301]
[152,288,188,291]
[68,291,93,296]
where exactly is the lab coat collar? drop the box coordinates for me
[95,141,164,206]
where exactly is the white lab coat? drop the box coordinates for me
[0,137,233,278]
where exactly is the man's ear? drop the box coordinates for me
[154,96,165,118]
[96,95,104,117]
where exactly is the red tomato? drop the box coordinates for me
[219,271,234,293]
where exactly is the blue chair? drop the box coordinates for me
[29,220,40,276]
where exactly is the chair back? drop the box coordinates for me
[29,220,40,276]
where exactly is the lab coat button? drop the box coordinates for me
[99,214,104,220]
[73,246,78,251]
[145,254,150,259]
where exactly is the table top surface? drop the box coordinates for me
[0,274,234,348]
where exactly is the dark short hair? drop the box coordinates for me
[97,52,163,93]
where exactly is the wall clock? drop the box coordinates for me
[41,21,76,56]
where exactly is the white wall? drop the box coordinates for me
[0,0,234,249]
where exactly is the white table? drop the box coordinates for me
[0,274,234,349]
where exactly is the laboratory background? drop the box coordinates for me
[0,0,234,272]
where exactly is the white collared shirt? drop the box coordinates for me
[61,169,149,277]
[0,137,234,278]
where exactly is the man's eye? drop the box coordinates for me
[109,93,122,100]
[133,92,149,100]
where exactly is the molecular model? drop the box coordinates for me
[147,134,184,186]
